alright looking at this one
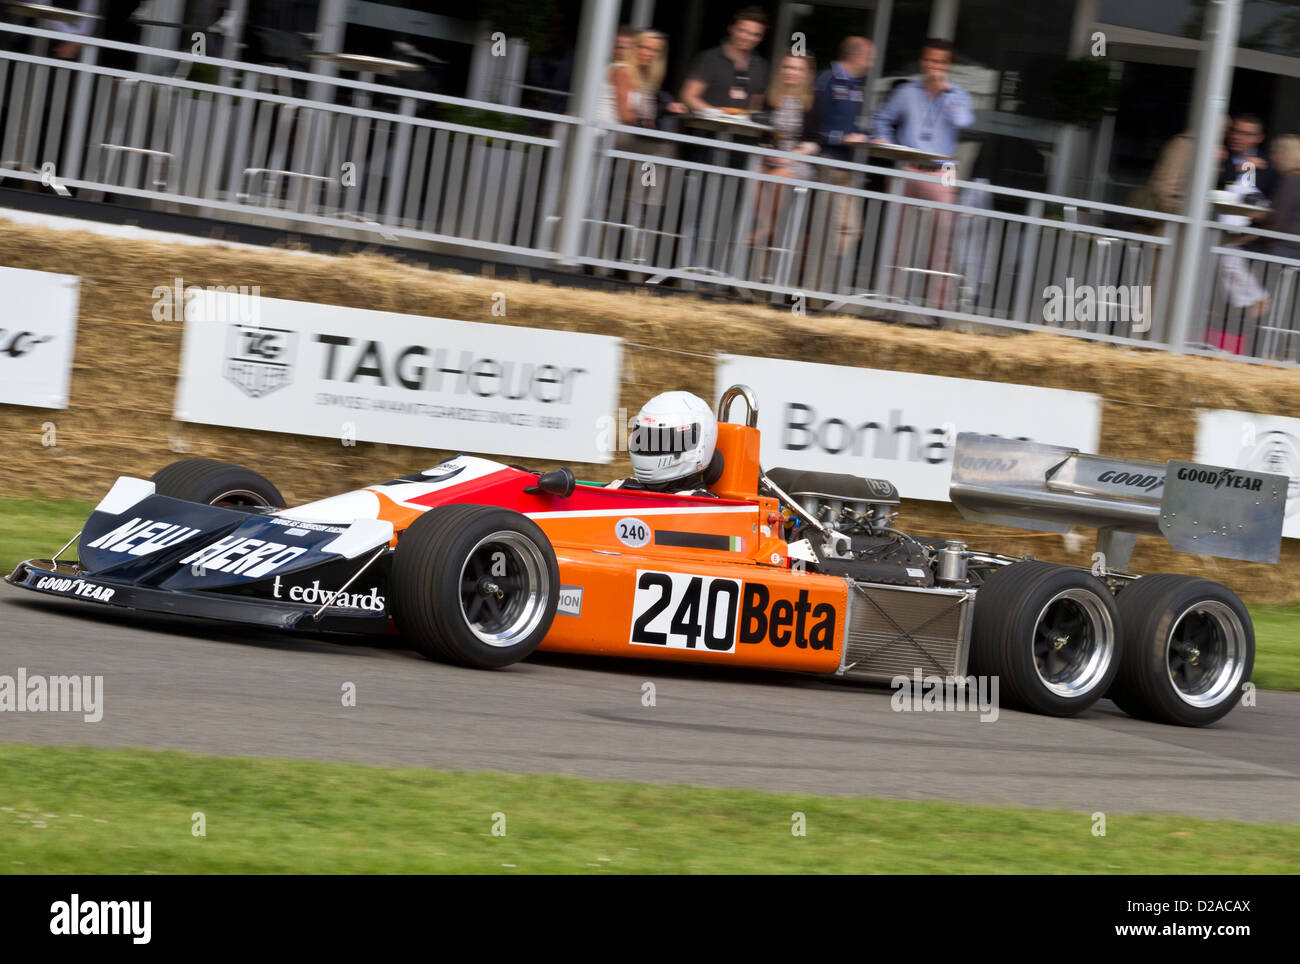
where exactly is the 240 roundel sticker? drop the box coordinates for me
[615,517,651,548]
[630,570,740,652]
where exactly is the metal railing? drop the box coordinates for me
[4,23,1300,366]
[0,23,577,259]
[581,123,1180,348]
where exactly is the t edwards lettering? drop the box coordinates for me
[314,335,587,403]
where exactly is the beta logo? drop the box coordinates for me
[738,583,836,650]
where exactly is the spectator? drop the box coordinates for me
[679,6,769,114]
[750,52,818,248]
[870,37,975,308]
[1221,113,1278,200]
[1267,135,1300,260]
[1147,118,1228,216]
[809,37,873,254]
[870,38,974,157]
[614,23,637,67]
[614,30,686,210]
[597,26,637,127]
[810,37,872,162]
[614,30,686,134]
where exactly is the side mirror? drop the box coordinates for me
[523,467,576,499]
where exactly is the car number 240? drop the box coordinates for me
[629,570,739,653]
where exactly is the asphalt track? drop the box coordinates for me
[2,582,1298,823]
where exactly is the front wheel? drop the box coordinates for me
[389,504,559,669]
[150,458,285,509]
[1108,575,1253,726]
[969,561,1123,717]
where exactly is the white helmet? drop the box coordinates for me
[629,391,719,488]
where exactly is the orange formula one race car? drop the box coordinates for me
[7,386,1287,727]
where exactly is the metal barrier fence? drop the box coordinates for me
[0,23,577,258]
[582,124,1179,348]
[3,22,1300,366]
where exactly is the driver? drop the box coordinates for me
[608,391,721,496]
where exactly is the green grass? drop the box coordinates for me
[2,495,1298,689]
[1251,604,1300,691]
[1,743,1296,874]
[0,495,95,572]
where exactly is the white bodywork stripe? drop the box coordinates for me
[524,506,755,519]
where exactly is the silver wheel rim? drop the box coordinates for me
[1032,588,1115,698]
[457,530,550,648]
[209,487,275,508]
[1165,600,1247,708]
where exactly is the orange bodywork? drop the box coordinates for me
[531,422,847,674]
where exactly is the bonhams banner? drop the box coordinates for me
[716,354,1102,502]
[1197,408,1300,539]
[0,266,80,409]
[176,293,622,463]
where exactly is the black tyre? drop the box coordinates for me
[150,458,285,508]
[389,504,559,669]
[1109,575,1253,726]
[969,561,1123,717]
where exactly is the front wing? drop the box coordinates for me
[6,559,391,635]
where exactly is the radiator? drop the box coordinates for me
[838,582,976,681]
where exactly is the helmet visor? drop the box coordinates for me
[629,421,702,456]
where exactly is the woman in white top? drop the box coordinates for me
[599,27,637,126]
[612,31,686,208]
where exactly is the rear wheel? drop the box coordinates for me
[151,458,284,509]
[970,561,1122,717]
[390,504,559,669]
[1109,575,1253,726]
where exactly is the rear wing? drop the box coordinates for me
[949,434,1287,569]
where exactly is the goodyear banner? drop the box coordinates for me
[1197,408,1300,539]
[716,354,1102,502]
[176,293,622,463]
[0,266,80,409]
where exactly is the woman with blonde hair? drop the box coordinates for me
[613,30,686,132]
[750,53,818,248]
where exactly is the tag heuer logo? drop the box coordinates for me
[224,324,296,398]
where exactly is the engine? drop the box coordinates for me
[766,468,963,588]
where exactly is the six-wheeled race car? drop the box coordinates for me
[6,385,1288,726]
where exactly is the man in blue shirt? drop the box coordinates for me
[870,38,974,310]
[811,37,874,162]
[870,38,974,162]
[809,37,874,254]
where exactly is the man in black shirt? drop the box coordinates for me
[680,6,770,114]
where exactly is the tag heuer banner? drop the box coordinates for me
[0,266,80,409]
[716,354,1102,503]
[176,293,622,463]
